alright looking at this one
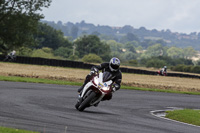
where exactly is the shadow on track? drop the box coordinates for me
[77,109,117,116]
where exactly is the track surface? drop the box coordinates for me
[0,81,200,133]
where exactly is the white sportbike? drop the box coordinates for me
[75,71,114,111]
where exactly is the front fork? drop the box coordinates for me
[79,82,105,106]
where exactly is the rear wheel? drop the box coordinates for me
[78,91,96,111]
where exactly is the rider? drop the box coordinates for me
[10,50,16,59]
[160,66,167,75]
[78,57,122,101]
[4,50,16,61]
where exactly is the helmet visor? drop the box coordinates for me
[110,64,119,70]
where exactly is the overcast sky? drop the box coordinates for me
[41,0,200,34]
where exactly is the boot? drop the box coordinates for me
[94,102,100,107]
[77,86,84,93]
[77,75,90,93]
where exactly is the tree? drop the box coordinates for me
[183,47,197,59]
[75,35,111,61]
[54,47,75,58]
[35,23,72,50]
[106,40,123,54]
[70,26,79,39]
[124,42,136,53]
[167,47,184,58]
[124,51,137,60]
[91,31,101,36]
[141,43,164,58]
[140,39,155,49]
[0,0,52,54]
[120,33,139,43]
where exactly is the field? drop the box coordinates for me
[1,62,200,92]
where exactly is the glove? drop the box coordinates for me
[90,70,95,75]
[112,87,116,92]
[112,84,119,92]
[90,67,99,75]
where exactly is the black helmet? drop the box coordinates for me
[109,57,120,71]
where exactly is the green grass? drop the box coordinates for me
[1,75,200,95]
[0,75,82,86]
[166,109,200,126]
[0,126,39,133]
[121,85,200,95]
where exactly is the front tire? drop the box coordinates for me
[75,101,80,110]
[78,91,96,111]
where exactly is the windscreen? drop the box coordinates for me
[103,71,112,82]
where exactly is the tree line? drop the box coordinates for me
[43,20,200,51]
[16,22,199,70]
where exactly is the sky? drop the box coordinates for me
[41,0,200,34]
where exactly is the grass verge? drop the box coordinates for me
[0,75,82,86]
[122,86,200,95]
[0,126,39,133]
[1,75,200,95]
[165,109,200,126]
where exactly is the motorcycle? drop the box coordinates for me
[157,70,167,76]
[3,54,16,62]
[75,71,114,111]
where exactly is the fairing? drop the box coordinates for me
[80,72,113,105]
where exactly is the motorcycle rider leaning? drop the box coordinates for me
[78,57,122,101]
[160,66,167,75]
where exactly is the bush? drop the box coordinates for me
[173,58,193,66]
[140,56,193,67]
[31,47,62,59]
[129,60,138,66]
[82,54,103,63]
[69,55,79,60]
[54,47,71,58]
[171,65,200,74]
[17,47,33,56]
[146,59,166,68]
[183,65,192,72]
[42,47,52,53]
[171,64,185,72]
[197,60,200,65]
[191,66,200,73]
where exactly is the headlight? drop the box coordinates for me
[102,86,109,91]
[94,77,99,85]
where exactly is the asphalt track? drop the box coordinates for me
[0,81,200,133]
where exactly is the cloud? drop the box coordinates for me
[41,0,200,33]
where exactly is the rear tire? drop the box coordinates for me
[78,91,96,111]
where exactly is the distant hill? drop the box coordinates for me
[42,20,200,50]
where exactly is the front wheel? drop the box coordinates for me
[75,101,80,110]
[78,91,96,111]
